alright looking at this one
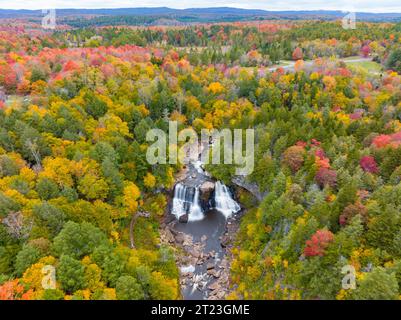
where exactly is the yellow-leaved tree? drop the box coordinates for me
[143,172,156,189]
[122,182,141,217]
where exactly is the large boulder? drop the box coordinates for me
[231,176,266,202]
[175,166,189,182]
[179,213,189,223]
[174,232,186,244]
[199,181,215,202]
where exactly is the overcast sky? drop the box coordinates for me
[0,0,400,13]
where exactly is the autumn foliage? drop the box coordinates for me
[360,156,379,174]
[282,145,306,173]
[315,168,337,188]
[0,280,32,300]
[1,18,401,301]
[304,230,334,257]
[339,203,368,226]
[292,47,303,61]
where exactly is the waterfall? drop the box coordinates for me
[191,188,203,221]
[214,181,241,218]
[172,183,204,222]
[172,180,240,221]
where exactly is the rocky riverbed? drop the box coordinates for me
[160,208,245,300]
[160,139,247,300]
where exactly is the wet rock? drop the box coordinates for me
[208,281,220,291]
[164,214,176,225]
[182,235,193,247]
[217,291,226,299]
[190,249,201,259]
[162,229,175,243]
[220,235,230,248]
[174,233,185,244]
[200,181,215,202]
[179,213,189,223]
[207,269,221,278]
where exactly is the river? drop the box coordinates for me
[174,209,228,300]
[166,157,242,300]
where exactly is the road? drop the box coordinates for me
[267,57,374,73]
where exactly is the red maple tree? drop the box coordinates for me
[360,155,379,174]
[315,167,337,188]
[304,229,334,257]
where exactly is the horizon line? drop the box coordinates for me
[0,6,400,15]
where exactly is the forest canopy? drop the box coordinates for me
[1,18,401,300]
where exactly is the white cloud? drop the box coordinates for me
[0,0,400,13]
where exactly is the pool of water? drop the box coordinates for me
[173,209,228,300]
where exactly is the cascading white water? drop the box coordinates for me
[193,160,204,174]
[190,188,204,221]
[214,181,241,218]
[172,183,204,222]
